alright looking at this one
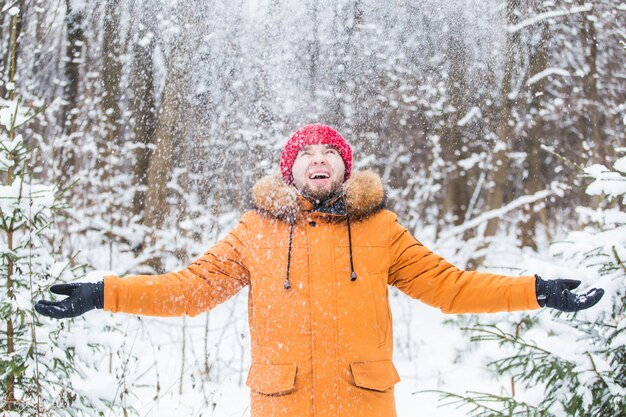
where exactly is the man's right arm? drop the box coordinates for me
[37,217,251,318]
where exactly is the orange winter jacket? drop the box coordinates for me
[104,170,540,417]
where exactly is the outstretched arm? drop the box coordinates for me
[387,215,603,314]
[37,218,251,318]
[103,229,249,317]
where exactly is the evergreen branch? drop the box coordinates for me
[15,103,46,129]
[611,245,626,274]
[416,390,503,414]
[4,160,27,234]
[56,177,80,198]
[417,389,547,417]
[4,99,45,132]
[461,324,597,394]
[0,136,20,153]
[0,207,9,232]
[0,1,20,15]
[461,324,551,355]
[584,351,612,392]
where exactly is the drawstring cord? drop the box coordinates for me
[284,216,356,290]
[347,216,357,281]
[284,223,294,289]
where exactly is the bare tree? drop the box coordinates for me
[143,16,191,272]
[97,0,123,175]
[307,0,320,101]
[483,0,521,239]
[329,0,363,129]
[520,21,550,250]
[440,8,472,229]
[54,0,87,185]
[130,2,157,227]
[577,0,604,163]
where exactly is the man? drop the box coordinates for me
[36,123,604,417]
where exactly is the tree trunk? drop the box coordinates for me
[4,219,15,410]
[57,0,86,185]
[349,0,364,137]
[440,9,471,229]
[520,22,550,250]
[97,0,122,174]
[308,0,320,100]
[483,0,520,238]
[329,0,362,129]
[3,22,20,408]
[0,0,25,99]
[62,0,84,132]
[578,0,603,163]
[468,0,520,268]
[143,43,189,273]
[130,8,157,228]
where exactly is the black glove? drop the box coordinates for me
[534,275,604,312]
[35,282,104,319]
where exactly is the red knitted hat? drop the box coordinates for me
[280,124,352,184]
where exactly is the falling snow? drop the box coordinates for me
[2,0,624,416]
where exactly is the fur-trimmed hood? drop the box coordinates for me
[251,170,385,223]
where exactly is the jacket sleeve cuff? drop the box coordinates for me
[103,275,122,313]
[522,275,542,310]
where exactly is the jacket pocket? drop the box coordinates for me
[350,360,401,392]
[246,363,297,395]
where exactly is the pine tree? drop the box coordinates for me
[0,5,115,416]
[428,152,626,416]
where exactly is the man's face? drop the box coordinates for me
[291,144,346,202]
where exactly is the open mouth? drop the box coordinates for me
[309,172,330,180]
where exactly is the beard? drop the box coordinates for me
[300,178,344,205]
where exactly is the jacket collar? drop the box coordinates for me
[252,170,385,223]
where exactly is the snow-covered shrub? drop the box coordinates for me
[0,55,126,417]
[0,99,96,416]
[431,152,626,416]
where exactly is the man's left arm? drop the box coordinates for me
[387,215,603,313]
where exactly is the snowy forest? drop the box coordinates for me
[1,0,625,416]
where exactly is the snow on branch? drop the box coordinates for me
[508,4,593,33]
[526,68,570,86]
[457,106,482,126]
[438,189,555,242]
[584,157,626,201]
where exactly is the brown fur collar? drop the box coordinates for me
[252,170,385,223]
